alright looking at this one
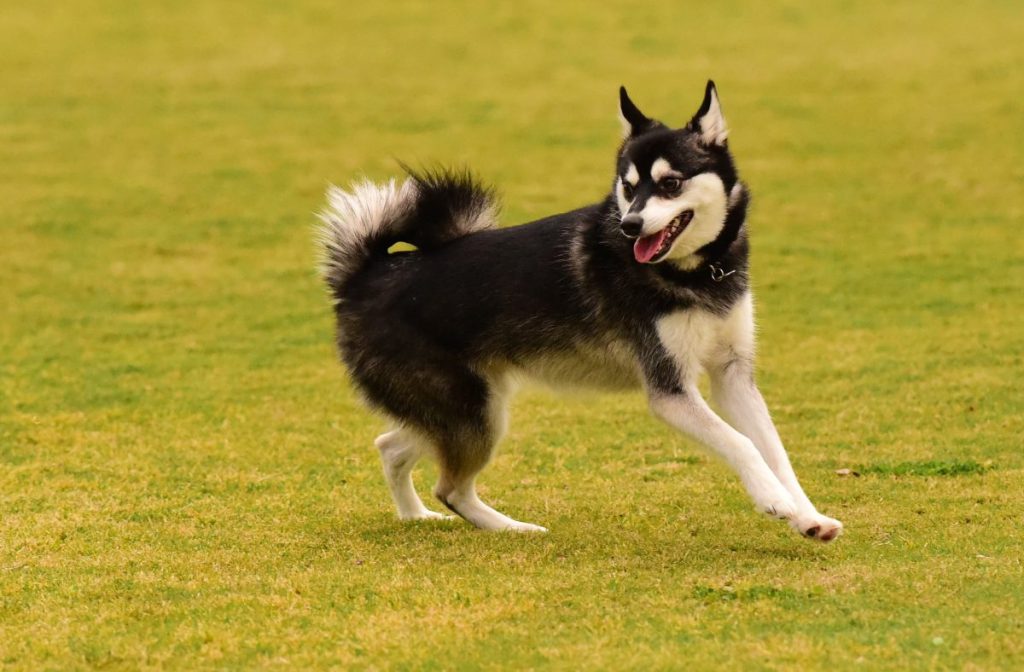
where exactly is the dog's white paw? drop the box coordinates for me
[757,495,799,520]
[790,512,843,542]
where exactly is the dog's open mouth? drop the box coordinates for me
[633,210,694,264]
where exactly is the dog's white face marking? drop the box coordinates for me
[616,163,641,214]
[615,178,629,214]
[650,158,681,182]
[632,172,729,266]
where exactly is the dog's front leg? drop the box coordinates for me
[710,360,843,541]
[648,389,802,524]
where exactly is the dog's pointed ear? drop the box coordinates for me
[688,80,729,146]
[619,86,653,138]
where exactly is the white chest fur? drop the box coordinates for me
[655,292,755,377]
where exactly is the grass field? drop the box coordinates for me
[2,1,1023,669]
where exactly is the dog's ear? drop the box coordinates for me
[687,80,729,146]
[619,86,654,138]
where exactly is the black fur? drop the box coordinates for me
[619,86,666,137]
[687,80,721,134]
[399,166,498,250]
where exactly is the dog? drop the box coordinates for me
[317,81,843,541]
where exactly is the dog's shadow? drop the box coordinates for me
[301,513,572,581]
[306,510,828,572]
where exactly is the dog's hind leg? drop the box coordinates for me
[375,429,448,521]
[434,456,547,533]
[431,377,547,533]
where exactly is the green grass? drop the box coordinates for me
[859,460,990,477]
[2,1,1023,669]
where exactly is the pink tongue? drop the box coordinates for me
[633,229,668,263]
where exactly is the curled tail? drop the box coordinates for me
[316,168,498,300]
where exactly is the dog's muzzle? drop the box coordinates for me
[620,214,643,239]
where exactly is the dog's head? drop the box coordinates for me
[615,81,743,268]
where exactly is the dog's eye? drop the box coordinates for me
[661,177,682,194]
[622,182,635,200]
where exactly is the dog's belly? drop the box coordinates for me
[515,341,640,392]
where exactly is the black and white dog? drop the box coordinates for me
[318,82,843,541]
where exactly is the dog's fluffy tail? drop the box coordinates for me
[316,168,498,300]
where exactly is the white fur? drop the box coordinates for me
[618,107,632,139]
[517,339,639,392]
[440,484,547,532]
[321,179,416,249]
[616,180,630,215]
[717,291,756,361]
[649,393,798,518]
[650,158,681,182]
[616,165,641,214]
[655,308,722,375]
[316,179,418,295]
[698,88,729,146]
[375,429,448,520]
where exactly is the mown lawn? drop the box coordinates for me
[2,1,1022,669]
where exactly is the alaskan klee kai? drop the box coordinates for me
[318,81,843,542]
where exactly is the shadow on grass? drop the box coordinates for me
[860,459,989,477]
[692,584,812,604]
[302,507,834,572]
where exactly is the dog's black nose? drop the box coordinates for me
[620,214,643,238]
